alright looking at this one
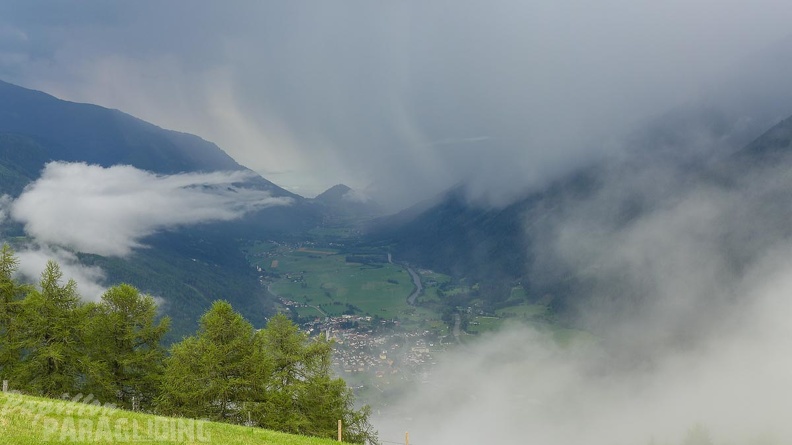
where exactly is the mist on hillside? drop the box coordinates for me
[374,133,792,445]
[0,162,290,300]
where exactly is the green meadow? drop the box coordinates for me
[0,392,340,445]
[246,242,579,340]
[262,247,415,319]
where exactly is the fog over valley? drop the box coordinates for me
[2,2,792,444]
[376,115,792,444]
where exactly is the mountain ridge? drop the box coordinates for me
[0,79,299,198]
[0,79,320,338]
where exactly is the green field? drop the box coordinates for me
[0,392,340,445]
[261,247,416,319]
[306,226,360,240]
[413,270,452,304]
[244,242,582,341]
[467,316,502,334]
[495,303,548,319]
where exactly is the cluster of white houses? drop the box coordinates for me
[299,314,438,382]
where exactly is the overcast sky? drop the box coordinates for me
[1,1,792,208]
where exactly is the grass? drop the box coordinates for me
[495,303,548,319]
[240,240,278,257]
[397,306,444,330]
[467,316,502,334]
[0,391,340,445]
[306,227,359,240]
[264,249,415,319]
[249,242,589,344]
[509,286,528,300]
[413,271,452,304]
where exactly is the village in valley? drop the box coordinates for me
[302,314,437,379]
[243,238,558,402]
[242,239,455,397]
[277,301,448,403]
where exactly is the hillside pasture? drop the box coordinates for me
[0,392,340,445]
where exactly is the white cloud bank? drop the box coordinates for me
[377,277,792,445]
[375,141,792,444]
[11,162,292,257]
[378,221,792,444]
[14,244,107,301]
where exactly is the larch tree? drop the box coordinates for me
[158,306,377,443]
[254,313,377,444]
[0,245,31,383]
[13,260,86,396]
[83,284,170,410]
[157,300,265,423]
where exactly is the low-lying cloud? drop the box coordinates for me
[14,244,107,301]
[378,270,792,445]
[342,189,373,204]
[11,162,292,256]
[376,140,792,444]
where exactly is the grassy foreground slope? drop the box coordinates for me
[0,392,339,445]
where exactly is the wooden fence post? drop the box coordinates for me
[338,419,342,442]
[405,431,410,445]
[2,380,7,392]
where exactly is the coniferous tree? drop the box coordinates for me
[0,245,31,382]
[159,306,377,443]
[13,260,86,396]
[0,249,376,443]
[83,284,170,410]
[157,300,265,422]
[253,313,377,444]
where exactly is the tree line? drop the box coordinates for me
[0,246,376,444]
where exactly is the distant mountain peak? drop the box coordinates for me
[314,184,376,204]
[315,184,353,202]
[311,184,383,219]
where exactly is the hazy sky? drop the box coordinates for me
[1,1,792,208]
